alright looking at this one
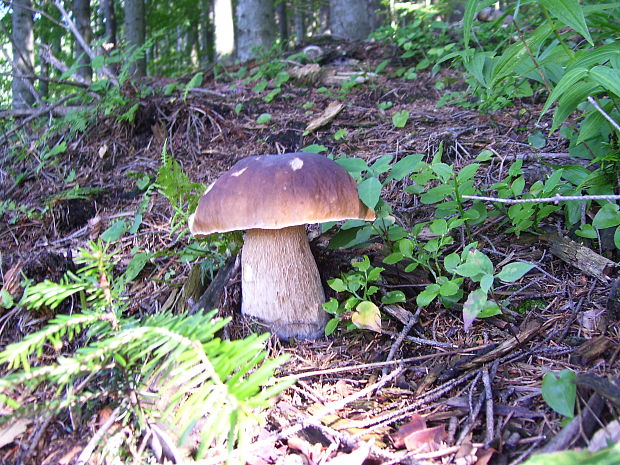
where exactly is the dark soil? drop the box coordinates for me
[0,39,618,465]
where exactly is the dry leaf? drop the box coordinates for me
[392,414,446,452]
[392,414,426,448]
[1,261,23,304]
[351,301,381,333]
[304,101,344,134]
[0,418,30,448]
[589,419,620,452]
[324,441,371,465]
[98,144,108,158]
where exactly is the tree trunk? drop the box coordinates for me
[187,19,199,67]
[100,0,117,47]
[329,0,370,40]
[199,0,214,66]
[276,0,288,45]
[214,0,235,59]
[124,0,146,76]
[73,0,92,83]
[235,0,275,62]
[367,0,384,32]
[294,2,304,44]
[12,0,35,109]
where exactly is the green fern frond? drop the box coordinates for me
[0,313,111,371]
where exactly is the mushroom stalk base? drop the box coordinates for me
[241,226,327,339]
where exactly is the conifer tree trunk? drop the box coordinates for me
[276,1,288,45]
[329,0,371,40]
[187,19,199,66]
[199,0,214,65]
[12,0,35,109]
[235,0,275,62]
[73,0,92,82]
[100,0,117,47]
[294,2,304,44]
[124,0,146,76]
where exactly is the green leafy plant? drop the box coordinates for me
[0,242,291,463]
[542,369,577,419]
[521,441,620,465]
[156,142,205,236]
[323,256,405,335]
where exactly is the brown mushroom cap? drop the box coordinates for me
[189,152,375,235]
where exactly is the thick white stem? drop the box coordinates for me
[241,226,327,339]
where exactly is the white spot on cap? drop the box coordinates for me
[290,158,304,171]
[232,167,247,177]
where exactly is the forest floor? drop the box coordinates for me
[1,38,619,465]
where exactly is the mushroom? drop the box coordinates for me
[188,152,375,339]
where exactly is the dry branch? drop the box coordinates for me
[540,233,617,281]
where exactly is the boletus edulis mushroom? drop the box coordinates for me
[188,152,375,339]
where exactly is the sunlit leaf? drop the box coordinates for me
[352,301,382,332]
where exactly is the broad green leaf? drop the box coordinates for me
[399,238,414,257]
[540,0,593,45]
[322,298,339,314]
[463,289,488,331]
[496,262,535,282]
[476,150,493,162]
[478,300,501,318]
[457,163,480,183]
[101,220,129,242]
[575,223,597,239]
[541,369,576,417]
[568,43,620,72]
[381,291,406,305]
[521,443,620,465]
[352,301,382,332]
[386,154,424,182]
[455,262,483,278]
[439,280,460,297]
[592,203,620,229]
[256,113,272,124]
[327,278,347,293]
[370,155,394,175]
[392,110,410,128]
[589,65,620,97]
[429,219,448,236]
[462,249,494,275]
[480,273,494,293]
[416,284,440,306]
[325,317,340,336]
[123,252,152,282]
[577,110,607,144]
[358,177,382,209]
[512,176,526,196]
[615,226,620,250]
[420,184,453,204]
[542,169,564,195]
[527,132,546,149]
[383,252,403,265]
[335,157,369,176]
[492,23,553,86]
[300,144,328,153]
[542,67,588,115]
[551,81,598,132]
[463,0,496,48]
[444,253,460,273]
[431,162,453,182]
